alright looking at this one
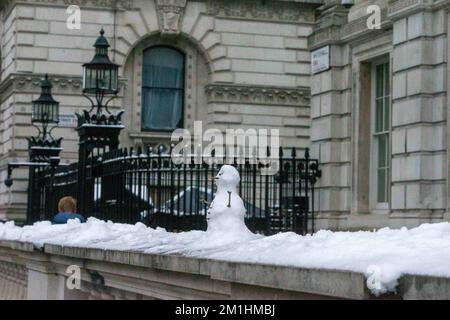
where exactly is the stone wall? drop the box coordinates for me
[0,0,321,220]
[389,0,448,220]
[1,239,449,300]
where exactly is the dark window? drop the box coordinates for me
[141,46,184,131]
[373,62,390,204]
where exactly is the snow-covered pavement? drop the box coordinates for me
[1,218,450,295]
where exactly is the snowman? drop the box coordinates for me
[206,165,253,235]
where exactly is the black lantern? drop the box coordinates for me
[29,74,62,161]
[32,74,59,125]
[82,29,119,95]
[29,74,61,145]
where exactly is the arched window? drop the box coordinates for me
[141,46,184,131]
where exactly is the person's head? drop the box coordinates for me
[58,196,77,214]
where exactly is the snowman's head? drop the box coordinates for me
[215,165,240,189]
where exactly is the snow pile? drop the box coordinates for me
[1,218,450,295]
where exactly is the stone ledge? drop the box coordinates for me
[388,0,450,20]
[208,260,371,299]
[1,240,450,299]
[0,240,35,252]
[0,0,132,12]
[398,274,450,300]
[205,84,311,106]
[41,242,376,299]
[0,73,128,98]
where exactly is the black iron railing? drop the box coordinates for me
[29,147,320,235]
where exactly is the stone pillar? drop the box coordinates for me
[388,2,448,224]
[446,3,450,222]
[309,1,352,230]
[27,261,66,300]
[26,260,88,300]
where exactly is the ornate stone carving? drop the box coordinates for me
[309,0,448,48]
[206,0,314,23]
[205,84,310,106]
[388,0,430,14]
[0,74,126,98]
[0,0,133,11]
[156,0,187,36]
[0,261,27,299]
[309,7,389,49]
[340,8,388,40]
[387,0,443,19]
[13,75,83,94]
[308,27,340,49]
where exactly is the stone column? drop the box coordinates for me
[27,260,66,300]
[26,259,88,300]
[309,1,352,230]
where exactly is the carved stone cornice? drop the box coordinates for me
[308,2,349,49]
[309,0,448,49]
[0,73,126,102]
[388,0,427,14]
[156,0,187,36]
[340,8,389,42]
[205,84,310,107]
[388,0,448,20]
[63,0,132,9]
[0,74,83,97]
[309,8,390,49]
[0,0,132,14]
[308,26,340,49]
[206,0,317,23]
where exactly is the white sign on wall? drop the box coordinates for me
[311,46,330,74]
[59,114,78,128]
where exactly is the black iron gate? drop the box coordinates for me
[29,147,320,235]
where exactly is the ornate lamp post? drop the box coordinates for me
[4,75,63,223]
[77,29,124,214]
[28,74,62,163]
[81,28,120,119]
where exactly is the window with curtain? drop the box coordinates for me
[141,46,184,131]
[373,61,390,205]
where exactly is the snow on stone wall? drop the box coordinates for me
[1,218,450,295]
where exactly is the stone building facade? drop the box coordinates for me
[310,0,450,230]
[0,0,319,220]
[0,0,449,230]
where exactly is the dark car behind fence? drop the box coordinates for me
[29,147,321,235]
